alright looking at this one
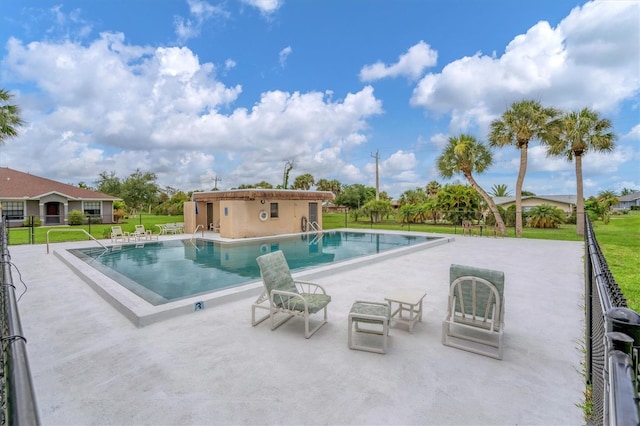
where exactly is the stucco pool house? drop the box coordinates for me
[185,189,335,238]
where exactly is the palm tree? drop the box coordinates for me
[398,188,427,205]
[426,181,441,197]
[490,184,512,197]
[527,204,566,228]
[436,134,506,236]
[489,100,560,237]
[620,187,637,196]
[292,173,315,190]
[597,189,620,224]
[545,108,616,236]
[435,183,481,225]
[0,88,25,145]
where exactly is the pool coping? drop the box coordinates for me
[54,229,454,327]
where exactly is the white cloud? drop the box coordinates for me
[279,46,292,68]
[430,133,449,150]
[624,124,640,139]
[241,0,283,15]
[360,41,438,82]
[527,145,573,173]
[0,34,383,189]
[410,1,640,132]
[174,0,228,44]
[380,150,417,174]
[224,59,236,71]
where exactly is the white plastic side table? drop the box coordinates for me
[385,289,426,332]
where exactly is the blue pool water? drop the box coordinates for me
[69,231,438,305]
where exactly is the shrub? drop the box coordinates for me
[485,206,506,227]
[505,205,517,227]
[113,208,125,223]
[22,217,41,227]
[527,204,566,228]
[68,209,86,225]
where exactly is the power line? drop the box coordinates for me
[212,176,222,190]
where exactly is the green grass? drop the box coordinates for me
[7,215,183,245]
[323,213,583,241]
[591,213,640,311]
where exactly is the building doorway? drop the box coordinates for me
[45,202,61,224]
[308,202,318,227]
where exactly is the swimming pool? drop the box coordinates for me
[56,229,453,326]
[68,231,438,305]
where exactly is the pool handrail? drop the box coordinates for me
[46,229,107,254]
[309,221,322,232]
[190,224,205,242]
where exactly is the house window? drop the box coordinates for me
[83,201,101,216]
[270,202,279,218]
[1,201,24,220]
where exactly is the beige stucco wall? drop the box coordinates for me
[222,199,319,238]
[499,199,574,215]
[184,201,197,233]
[185,198,324,238]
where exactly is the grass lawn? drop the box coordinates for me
[590,213,640,311]
[6,215,184,245]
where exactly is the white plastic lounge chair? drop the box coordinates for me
[132,225,147,240]
[162,223,178,234]
[442,264,505,360]
[253,250,331,338]
[461,220,473,236]
[133,224,157,241]
[110,226,128,243]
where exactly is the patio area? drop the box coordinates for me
[9,231,585,425]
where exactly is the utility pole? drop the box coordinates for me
[212,176,222,190]
[371,150,380,200]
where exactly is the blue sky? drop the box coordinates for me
[1,0,638,198]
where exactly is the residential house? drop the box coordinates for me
[613,191,640,211]
[492,195,577,216]
[0,167,120,226]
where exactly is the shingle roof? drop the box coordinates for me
[493,195,577,205]
[618,191,640,202]
[0,167,119,200]
[193,189,334,202]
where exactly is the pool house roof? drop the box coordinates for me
[192,188,335,202]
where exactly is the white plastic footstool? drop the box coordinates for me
[348,301,391,354]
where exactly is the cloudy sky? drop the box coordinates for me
[0,0,638,198]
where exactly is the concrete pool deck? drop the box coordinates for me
[9,230,585,425]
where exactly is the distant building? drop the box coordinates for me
[492,195,577,216]
[0,167,120,226]
[187,189,334,238]
[613,191,640,210]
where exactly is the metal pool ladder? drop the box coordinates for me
[46,228,107,254]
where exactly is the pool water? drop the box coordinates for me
[69,231,438,305]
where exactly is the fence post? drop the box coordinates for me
[30,216,35,245]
